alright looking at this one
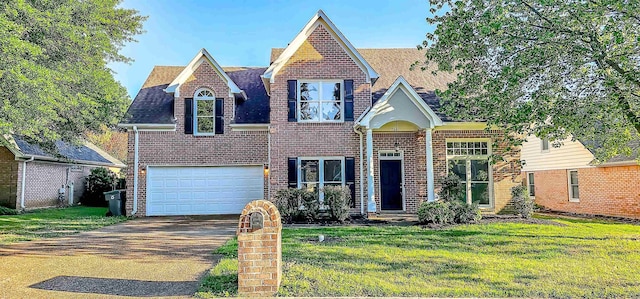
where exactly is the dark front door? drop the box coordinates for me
[380,160,403,210]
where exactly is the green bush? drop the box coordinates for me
[418,201,454,225]
[80,167,117,207]
[273,188,320,223]
[450,201,482,223]
[0,206,19,215]
[439,174,465,202]
[322,185,351,222]
[511,185,534,218]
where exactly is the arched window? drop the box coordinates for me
[194,88,215,135]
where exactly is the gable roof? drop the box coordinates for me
[262,10,379,94]
[6,136,125,167]
[165,48,245,99]
[272,48,457,121]
[121,66,270,126]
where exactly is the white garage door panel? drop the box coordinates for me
[147,166,264,216]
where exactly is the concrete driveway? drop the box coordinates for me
[0,215,237,298]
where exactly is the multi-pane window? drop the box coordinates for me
[446,141,491,206]
[568,170,579,201]
[194,89,215,135]
[299,81,342,122]
[299,158,344,201]
[527,173,536,197]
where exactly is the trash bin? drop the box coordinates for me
[104,190,122,216]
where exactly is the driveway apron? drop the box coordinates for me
[0,215,237,298]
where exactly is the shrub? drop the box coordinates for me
[418,201,454,225]
[439,174,465,202]
[511,185,534,218]
[322,185,351,222]
[0,206,19,215]
[450,201,482,223]
[273,188,320,223]
[80,167,117,207]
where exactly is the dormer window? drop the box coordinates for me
[298,80,343,122]
[194,88,215,135]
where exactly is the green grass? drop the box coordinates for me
[197,216,640,298]
[0,206,127,245]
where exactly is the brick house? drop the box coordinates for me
[0,136,125,210]
[522,136,640,218]
[119,10,521,217]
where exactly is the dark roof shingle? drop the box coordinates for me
[13,136,115,165]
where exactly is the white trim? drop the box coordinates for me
[567,169,580,202]
[261,10,379,94]
[445,138,494,208]
[527,172,536,198]
[20,156,34,209]
[426,129,435,202]
[297,79,344,123]
[356,76,443,129]
[193,88,216,136]
[118,123,176,130]
[229,123,269,132]
[366,129,376,213]
[165,48,244,99]
[132,126,139,216]
[296,157,346,202]
[354,127,365,215]
[378,150,406,211]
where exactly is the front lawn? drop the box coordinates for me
[198,216,640,298]
[0,206,127,245]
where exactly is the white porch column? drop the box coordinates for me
[426,128,435,202]
[366,128,377,213]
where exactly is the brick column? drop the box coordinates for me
[237,200,282,297]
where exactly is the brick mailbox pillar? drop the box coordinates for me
[237,200,282,297]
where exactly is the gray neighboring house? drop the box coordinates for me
[0,136,125,210]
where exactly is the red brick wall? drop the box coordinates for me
[432,130,522,212]
[0,147,18,208]
[532,166,640,218]
[268,24,368,213]
[126,61,269,216]
[21,162,94,208]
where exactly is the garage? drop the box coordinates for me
[146,166,264,216]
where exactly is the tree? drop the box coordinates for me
[0,0,145,152]
[418,0,639,161]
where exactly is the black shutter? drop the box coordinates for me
[215,98,224,134]
[345,157,356,208]
[184,98,193,134]
[344,80,354,121]
[288,158,298,188]
[287,80,297,122]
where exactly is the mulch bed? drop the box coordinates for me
[536,209,640,225]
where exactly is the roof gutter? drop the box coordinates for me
[132,126,139,216]
[118,123,176,130]
[20,156,35,209]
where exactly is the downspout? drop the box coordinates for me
[20,156,35,209]
[267,126,271,200]
[353,126,365,215]
[132,126,139,216]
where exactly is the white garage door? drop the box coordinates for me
[146,166,264,216]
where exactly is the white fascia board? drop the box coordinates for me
[229,123,270,132]
[166,48,245,99]
[263,10,379,87]
[357,76,443,128]
[117,123,177,130]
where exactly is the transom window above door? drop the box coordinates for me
[298,80,342,122]
[446,139,492,207]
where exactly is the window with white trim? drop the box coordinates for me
[527,172,535,197]
[446,140,492,206]
[299,157,345,201]
[568,170,579,202]
[541,138,550,152]
[298,80,343,122]
[194,88,215,135]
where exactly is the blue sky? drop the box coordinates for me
[110,0,437,98]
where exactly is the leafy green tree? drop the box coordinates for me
[418,0,639,161]
[0,0,145,151]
